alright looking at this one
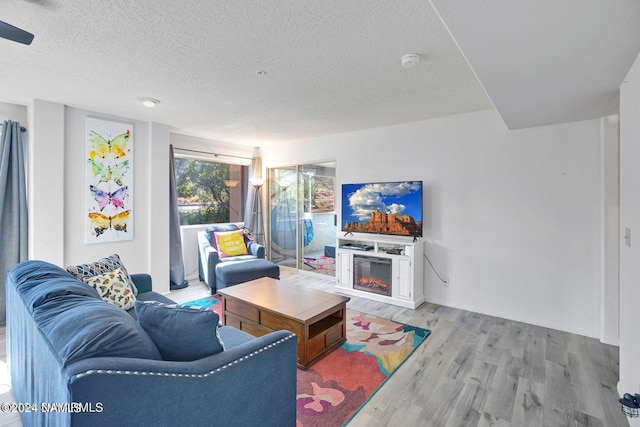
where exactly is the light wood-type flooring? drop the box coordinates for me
[0,269,629,427]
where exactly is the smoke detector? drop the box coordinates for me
[401,54,420,68]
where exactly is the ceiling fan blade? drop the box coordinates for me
[0,21,34,45]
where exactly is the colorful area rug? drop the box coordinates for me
[181,295,221,313]
[182,296,430,427]
[304,256,336,277]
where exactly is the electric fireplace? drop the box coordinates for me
[353,255,392,297]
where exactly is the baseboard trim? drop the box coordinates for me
[425,296,600,341]
[600,334,619,346]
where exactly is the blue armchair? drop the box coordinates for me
[198,223,279,294]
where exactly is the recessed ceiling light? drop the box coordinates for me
[401,54,420,68]
[138,97,160,107]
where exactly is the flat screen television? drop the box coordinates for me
[341,181,423,237]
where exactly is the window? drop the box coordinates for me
[174,157,247,225]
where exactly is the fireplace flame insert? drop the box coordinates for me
[353,255,392,297]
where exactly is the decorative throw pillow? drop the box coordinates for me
[83,267,137,310]
[214,230,248,258]
[206,223,241,250]
[66,253,138,296]
[134,301,225,361]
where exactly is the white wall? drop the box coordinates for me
[0,102,27,124]
[18,102,252,294]
[19,101,173,294]
[600,115,620,345]
[61,107,171,293]
[181,224,209,280]
[619,50,640,423]
[28,100,65,265]
[147,123,171,289]
[262,109,605,338]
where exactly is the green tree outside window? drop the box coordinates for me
[175,158,243,225]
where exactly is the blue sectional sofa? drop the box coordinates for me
[5,260,297,427]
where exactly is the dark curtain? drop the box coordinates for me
[0,121,28,323]
[169,145,188,290]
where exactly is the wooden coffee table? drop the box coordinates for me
[217,277,350,370]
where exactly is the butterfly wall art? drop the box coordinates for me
[85,118,134,244]
[89,129,130,159]
[90,185,128,210]
[87,158,130,185]
[88,210,131,236]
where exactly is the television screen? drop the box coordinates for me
[341,181,423,237]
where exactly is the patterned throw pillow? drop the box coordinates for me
[66,253,138,296]
[83,267,137,310]
[214,230,248,258]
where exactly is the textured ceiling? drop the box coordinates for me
[430,0,640,130]
[0,1,638,146]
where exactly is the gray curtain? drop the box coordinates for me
[169,145,187,290]
[0,121,28,323]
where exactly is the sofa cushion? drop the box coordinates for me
[66,253,138,296]
[214,229,249,258]
[33,296,162,366]
[82,267,137,310]
[9,260,102,312]
[135,301,225,361]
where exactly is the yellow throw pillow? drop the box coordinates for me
[214,230,248,258]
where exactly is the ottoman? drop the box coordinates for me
[215,258,280,292]
[324,245,336,258]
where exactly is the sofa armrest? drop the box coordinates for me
[247,241,265,258]
[65,330,297,427]
[130,273,153,294]
[198,231,220,291]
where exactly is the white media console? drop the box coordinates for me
[334,234,424,309]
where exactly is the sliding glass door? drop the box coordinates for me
[299,163,336,276]
[268,166,298,268]
[268,162,336,276]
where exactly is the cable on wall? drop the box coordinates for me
[424,253,448,284]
